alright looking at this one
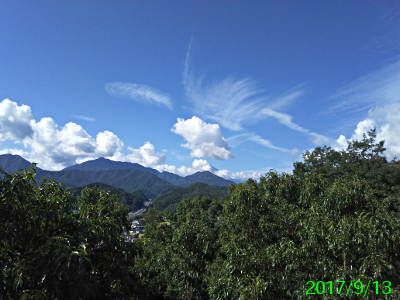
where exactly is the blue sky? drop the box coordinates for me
[1,1,400,180]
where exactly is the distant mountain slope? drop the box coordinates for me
[37,168,177,198]
[153,182,229,212]
[63,157,235,186]
[176,171,234,187]
[0,155,236,196]
[0,154,42,173]
[69,182,148,211]
[157,171,182,185]
[62,157,159,175]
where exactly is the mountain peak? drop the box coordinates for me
[0,154,41,172]
[62,157,160,175]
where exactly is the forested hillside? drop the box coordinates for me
[153,182,228,212]
[37,168,176,198]
[70,182,148,212]
[1,129,399,299]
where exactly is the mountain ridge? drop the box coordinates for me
[60,156,234,187]
[0,155,235,197]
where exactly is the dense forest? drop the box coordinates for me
[70,182,148,212]
[1,129,400,299]
[152,182,228,212]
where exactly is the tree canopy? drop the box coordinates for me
[0,165,136,299]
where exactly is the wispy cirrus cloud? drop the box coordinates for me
[328,59,400,115]
[183,41,304,132]
[105,82,172,110]
[228,133,292,153]
[73,115,95,122]
[261,108,331,145]
[267,88,304,111]
[186,77,267,131]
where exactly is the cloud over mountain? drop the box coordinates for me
[171,116,233,160]
[110,141,166,168]
[0,99,258,180]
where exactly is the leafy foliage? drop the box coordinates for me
[0,166,136,299]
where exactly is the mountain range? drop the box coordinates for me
[0,154,235,199]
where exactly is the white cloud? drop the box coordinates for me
[267,89,304,111]
[261,108,331,145]
[0,99,281,180]
[334,104,400,160]
[191,158,215,171]
[248,134,292,153]
[371,104,400,160]
[183,37,194,87]
[95,131,125,157]
[183,45,304,132]
[105,82,172,109]
[215,169,262,181]
[228,133,294,153]
[155,158,213,177]
[171,116,233,160]
[0,99,34,141]
[333,119,376,150]
[73,115,95,121]
[109,141,166,168]
[24,118,125,170]
[185,77,267,131]
[329,59,400,115]
[155,158,258,181]
[0,99,126,170]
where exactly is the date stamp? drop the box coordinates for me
[306,281,391,296]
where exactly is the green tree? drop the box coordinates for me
[0,166,136,299]
[293,129,400,199]
[134,197,222,300]
[206,172,400,299]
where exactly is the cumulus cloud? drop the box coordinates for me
[0,99,126,170]
[26,119,124,169]
[105,82,172,109]
[0,99,274,181]
[171,116,234,160]
[334,104,400,160]
[155,158,214,177]
[95,131,125,157]
[0,99,167,170]
[371,104,400,160]
[0,99,34,141]
[214,169,262,181]
[109,141,166,168]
